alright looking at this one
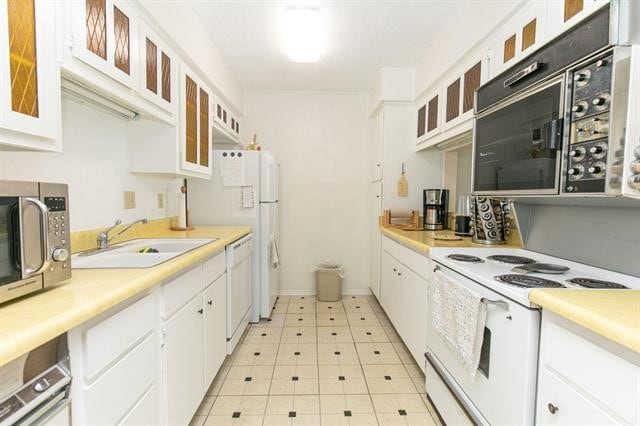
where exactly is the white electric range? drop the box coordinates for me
[424,247,640,426]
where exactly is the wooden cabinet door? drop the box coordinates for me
[417,104,426,138]
[69,0,139,89]
[138,23,175,114]
[164,296,204,425]
[180,66,212,176]
[203,274,227,387]
[0,0,60,150]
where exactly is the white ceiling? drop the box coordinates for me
[192,1,520,92]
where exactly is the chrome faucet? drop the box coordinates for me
[96,218,148,250]
[96,219,122,249]
[116,218,149,239]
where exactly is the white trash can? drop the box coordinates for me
[315,263,344,302]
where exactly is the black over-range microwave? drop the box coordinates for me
[472,4,637,197]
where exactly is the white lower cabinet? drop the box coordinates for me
[165,295,205,425]
[69,250,229,425]
[536,311,640,425]
[204,274,227,386]
[379,236,429,370]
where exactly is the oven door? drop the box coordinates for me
[473,77,565,195]
[425,263,540,425]
[0,183,50,303]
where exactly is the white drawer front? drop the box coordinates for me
[381,235,431,279]
[203,252,226,286]
[541,317,640,424]
[537,367,621,425]
[83,293,156,381]
[84,334,157,425]
[120,384,160,426]
[163,265,203,318]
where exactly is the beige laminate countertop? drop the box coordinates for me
[380,225,521,254]
[0,226,251,366]
[529,289,640,354]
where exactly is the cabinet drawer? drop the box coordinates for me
[537,368,619,425]
[83,293,155,380]
[381,235,431,280]
[203,252,226,286]
[84,334,157,425]
[163,265,203,318]
[541,316,639,424]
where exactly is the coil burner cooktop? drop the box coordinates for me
[487,255,537,265]
[495,274,566,288]
[566,278,629,289]
[446,254,484,263]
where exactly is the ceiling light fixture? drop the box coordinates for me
[284,8,323,63]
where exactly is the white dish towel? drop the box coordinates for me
[431,269,488,379]
[270,235,280,268]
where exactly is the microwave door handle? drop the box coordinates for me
[22,197,51,277]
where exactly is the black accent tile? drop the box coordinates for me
[261,333,267,337]
[254,352,261,356]
[334,351,341,355]
[356,306,360,308]
[301,297,305,299]
[300,307,304,309]
[351,296,356,299]
[384,375,392,380]
[289,411,297,418]
[294,351,301,356]
[344,410,352,417]
[360,318,365,320]
[328,306,332,309]
[331,332,337,336]
[374,350,381,355]
[292,376,299,381]
[398,410,407,416]
[244,377,252,382]
[267,318,272,322]
[296,333,302,336]
[330,318,335,321]
[232,412,241,418]
[338,376,345,381]
[366,332,372,335]
[298,318,303,322]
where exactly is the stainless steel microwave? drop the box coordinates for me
[472,4,635,197]
[0,181,71,304]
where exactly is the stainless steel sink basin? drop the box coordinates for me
[72,238,217,269]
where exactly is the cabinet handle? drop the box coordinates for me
[393,268,397,272]
[547,403,558,415]
[397,272,402,276]
[198,308,204,314]
[208,300,213,306]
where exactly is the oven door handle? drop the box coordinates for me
[503,61,541,87]
[22,197,51,277]
[481,297,509,310]
[425,352,487,425]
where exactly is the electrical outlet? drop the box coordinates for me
[157,193,165,209]
[123,191,136,209]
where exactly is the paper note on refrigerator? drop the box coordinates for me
[221,155,246,186]
[241,186,255,208]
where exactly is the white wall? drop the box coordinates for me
[139,0,244,114]
[244,90,371,294]
[0,99,180,231]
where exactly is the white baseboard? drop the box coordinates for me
[279,287,372,296]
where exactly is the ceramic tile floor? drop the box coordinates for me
[190,295,440,426]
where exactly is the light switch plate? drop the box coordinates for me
[123,191,136,209]
[157,193,165,209]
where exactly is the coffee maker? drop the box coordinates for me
[423,189,449,230]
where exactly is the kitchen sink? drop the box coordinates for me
[72,238,217,269]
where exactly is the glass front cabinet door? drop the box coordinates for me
[0,0,61,151]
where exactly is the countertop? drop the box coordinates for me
[529,289,640,354]
[380,225,522,254]
[0,226,251,366]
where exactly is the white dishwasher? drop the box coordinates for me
[226,233,253,354]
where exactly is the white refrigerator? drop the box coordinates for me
[189,150,280,322]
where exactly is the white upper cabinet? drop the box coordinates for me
[0,0,61,151]
[179,64,212,177]
[546,0,610,41]
[67,0,139,90]
[138,22,176,116]
[489,1,549,78]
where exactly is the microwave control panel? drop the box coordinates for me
[564,53,614,193]
[40,183,71,286]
